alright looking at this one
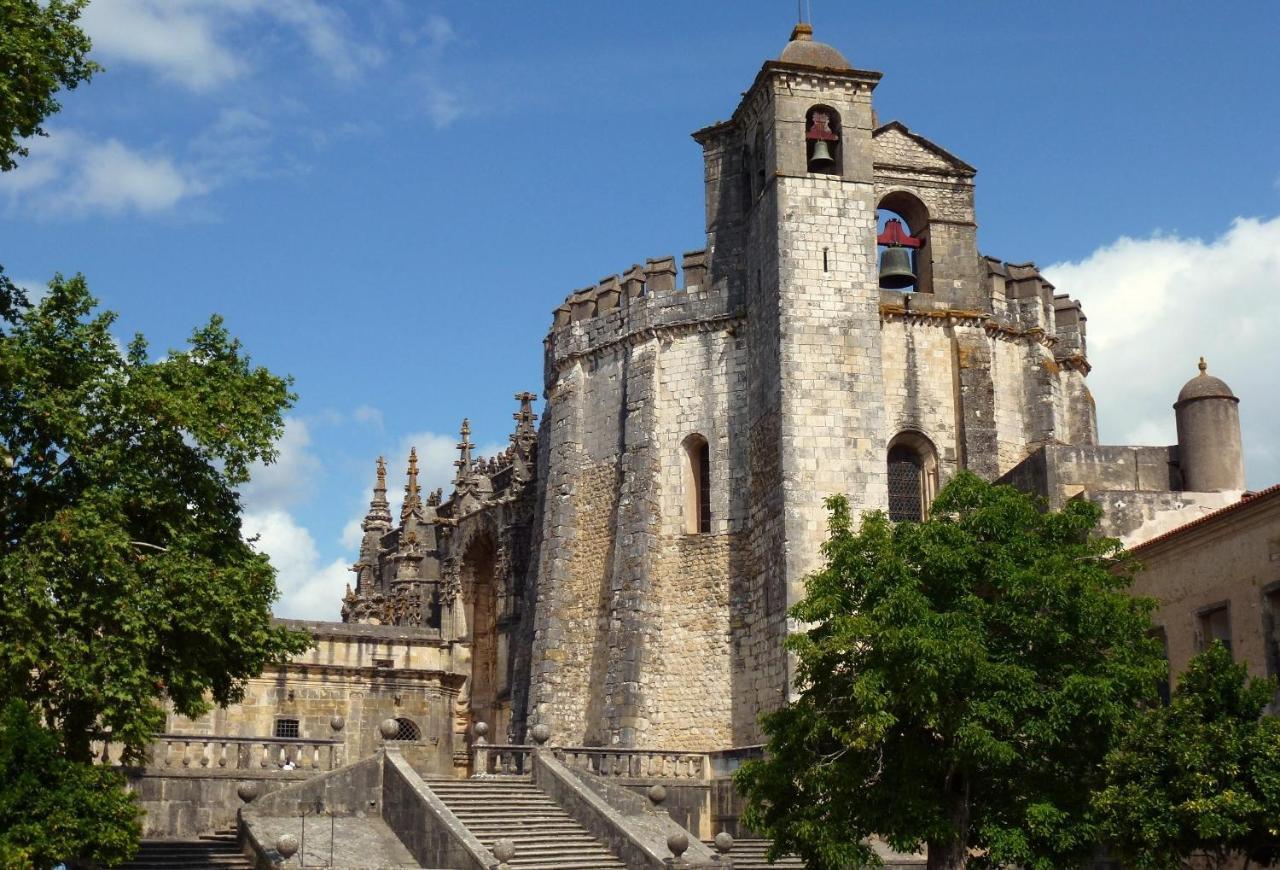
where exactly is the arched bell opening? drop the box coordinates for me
[877,191,932,293]
[459,532,508,741]
[886,430,940,522]
[805,105,842,175]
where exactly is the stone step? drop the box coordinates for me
[704,837,807,869]
[427,779,628,870]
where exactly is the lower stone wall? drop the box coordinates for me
[127,768,308,838]
[647,534,735,749]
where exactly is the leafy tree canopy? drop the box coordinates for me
[1096,642,1280,869]
[0,699,141,869]
[0,0,99,172]
[0,276,311,763]
[735,472,1165,870]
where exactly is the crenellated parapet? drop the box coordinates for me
[544,248,740,378]
[981,255,1088,369]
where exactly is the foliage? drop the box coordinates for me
[0,0,99,172]
[0,275,312,764]
[734,472,1165,870]
[0,699,141,869]
[1096,642,1280,869]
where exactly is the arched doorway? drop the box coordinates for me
[459,532,505,740]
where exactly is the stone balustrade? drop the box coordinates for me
[93,734,343,772]
[473,743,534,776]
[554,746,710,781]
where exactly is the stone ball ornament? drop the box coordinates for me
[530,723,551,745]
[667,831,689,858]
[329,714,345,732]
[647,784,667,806]
[236,781,260,803]
[275,833,299,859]
[379,718,400,739]
[473,721,489,740]
[493,839,516,862]
[713,831,735,854]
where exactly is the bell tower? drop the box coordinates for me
[694,24,888,714]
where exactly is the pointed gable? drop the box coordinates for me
[873,121,976,176]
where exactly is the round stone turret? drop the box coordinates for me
[779,22,852,70]
[1174,358,1245,492]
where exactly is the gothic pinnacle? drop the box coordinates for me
[402,447,421,521]
[453,418,475,489]
[362,455,392,529]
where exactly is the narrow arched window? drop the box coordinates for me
[887,432,939,523]
[683,434,711,534]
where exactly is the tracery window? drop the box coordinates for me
[886,432,939,523]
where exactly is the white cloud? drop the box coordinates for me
[1044,215,1280,489]
[242,417,321,512]
[81,0,382,91]
[244,508,349,620]
[424,82,463,129]
[0,130,204,217]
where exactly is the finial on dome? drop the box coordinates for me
[1198,356,1207,375]
[790,22,813,42]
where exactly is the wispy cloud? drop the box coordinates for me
[80,0,384,91]
[0,130,205,217]
[1044,215,1280,489]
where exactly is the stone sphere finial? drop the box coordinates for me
[530,723,551,745]
[647,784,667,806]
[473,721,489,741]
[493,839,516,862]
[329,714,345,732]
[714,831,735,854]
[275,833,299,859]
[236,781,260,803]
[379,718,400,740]
[667,832,689,858]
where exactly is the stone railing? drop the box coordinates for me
[94,734,343,772]
[474,743,535,776]
[554,747,710,781]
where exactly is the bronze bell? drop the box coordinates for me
[808,139,835,170]
[878,246,915,289]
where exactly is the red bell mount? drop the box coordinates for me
[877,218,922,248]
[806,111,839,142]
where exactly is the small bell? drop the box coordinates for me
[808,139,834,169]
[806,110,838,172]
[878,246,915,289]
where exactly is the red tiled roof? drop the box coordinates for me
[1128,482,1280,553]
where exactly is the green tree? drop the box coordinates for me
[1096,642,1280,869]
[0,275,312,765]
[735,472,1166,870]
[0,0,98,172]
[0,699,142,869]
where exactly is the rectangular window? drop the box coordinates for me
[1264,586,1280,680]
[1197,604,1232,655]
[274,718,300,739]
[697,441,711,534]
[1150,626,1171,706]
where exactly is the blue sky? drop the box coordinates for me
[3,1,1278,618]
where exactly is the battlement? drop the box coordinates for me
[545,248,738,369]
[982,255,1087,364]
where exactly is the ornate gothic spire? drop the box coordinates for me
[453,419,475,491]
[401,447,422,521]
[362,456,393,530]
[512,391,538,451]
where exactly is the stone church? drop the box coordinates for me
[331,21,1248,751]
[150,24,1250,848]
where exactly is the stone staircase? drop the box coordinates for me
[121,827,252,868]
[427,777,627,869]
[712,837,806,869]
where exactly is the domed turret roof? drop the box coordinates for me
[779,23,851,71]
[1176,358,1237,404]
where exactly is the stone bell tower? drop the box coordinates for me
[694,24,888,664]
